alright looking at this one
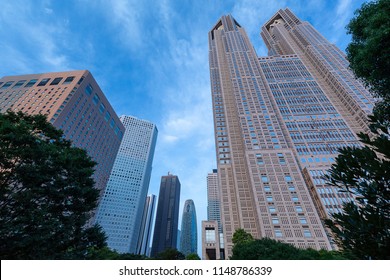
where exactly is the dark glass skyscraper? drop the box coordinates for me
[151,174,181,257]
[180,199,198,256]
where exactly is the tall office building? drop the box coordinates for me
[180,199,198,256]
[209,9,374,258]
[0,70,124,200]
[95,115,157,253]
[137,194,157,256]
[151,173,181,257]
[207,169,222,233]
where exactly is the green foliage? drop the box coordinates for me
[86,246,148,260]
[0,111,107,259]
[347,0,390,125]
[155,248,185,260]
[347,0,390,97]
[232,228,254,245]
[231,237,346,260]
[324,129,390,259]
[185,253,201,260]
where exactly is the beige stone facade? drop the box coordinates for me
[208,10,373,258]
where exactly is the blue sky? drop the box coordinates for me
[0,0,367,254]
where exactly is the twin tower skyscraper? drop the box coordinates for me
[207,9,374,258]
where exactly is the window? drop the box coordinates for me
[205,228,216,242]
[1,81,14,88]
[50,77,63,85]
[25,79,38,87]
[296,206,303,212]
[37,78,50,86]
[63,76,75,84]
[13,80,26,88]
[275,229,282,237]
[266,196,273,202]
[264,186,271,192]
[269,206,276,213]
[110,119,115,128]
[261,175,269,183]
[93,94,100,105]
[288,185,295,191]
[104,111,111,122]
[85,84,93,95]
[285,175,292,182]
[99,103,105,114]
[300,218,307,224]
[292,195,299,202]
[303,229,312,238]
[272,218,279,224]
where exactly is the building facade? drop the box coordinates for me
[208,10,374,258]
[0,70,124,203]
[137,194,157,256]
[95,115,157,253]
[202,221,224,260]
[151,174,181,257]
[207,169,222,233]
[180,199,198,256]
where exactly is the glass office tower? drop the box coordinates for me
[96,116,157,253]
[151,174,181,257]
[180,199,198,256]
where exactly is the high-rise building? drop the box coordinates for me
[137,194,157,256]
[208,10,374,258]
[180,199,198,256]
[151,173,181,257]
[0,70,124,202]
[207,169,222,233]
[95,115,157,253]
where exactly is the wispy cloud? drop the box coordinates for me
[0,0,70,73]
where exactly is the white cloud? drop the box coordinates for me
[0,0,70,74]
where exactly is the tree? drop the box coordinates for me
[346,0,390,125]
[231,235,346,260]
[185,253,201,260]
[86,246,148,260]
[232,228,254,245]
[155,248,185,260]
[0,111,107,259]
[324,130,390,259]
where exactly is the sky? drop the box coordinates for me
[0,0,367,255]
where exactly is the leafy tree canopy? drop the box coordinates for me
[0,111,107,259]
[86,246,148,260]
[155,248,185,260]
[232,228,254,245]
[185,253,201,260]
[324,129,390,259]
[231,235,346,260]
[347,0,390,125]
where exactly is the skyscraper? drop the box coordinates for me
[151,173,181,257]
[207,169,222,233]
[95,115,157,253]
[180,199,198,256]
[0,70,124,202]
[137,194,157,256]
[209,9,374,258]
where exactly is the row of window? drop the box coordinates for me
[0,76,75,89]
